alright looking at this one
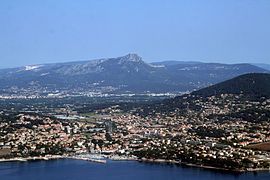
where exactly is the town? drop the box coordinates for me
[0,91,270,172]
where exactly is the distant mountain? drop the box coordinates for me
[151,60,203,66]
[192,73,270,98]
[253,63,270,71]
[0,54,268,94]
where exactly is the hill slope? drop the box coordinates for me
[136,73,270,119]
[192,73,270,98]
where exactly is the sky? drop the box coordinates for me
[0,0,270,68]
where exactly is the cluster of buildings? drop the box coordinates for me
[0,114,91,158]
[97,93,270,170]
[0,92,270,171]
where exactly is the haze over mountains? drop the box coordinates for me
[253,63,270,71]
[0,54,269,95]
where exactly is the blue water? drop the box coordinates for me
[0,159,269,180]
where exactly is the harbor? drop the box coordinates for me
[0,154,138,164]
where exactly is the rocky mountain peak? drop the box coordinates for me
[118,53,143,63]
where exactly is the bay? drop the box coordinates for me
[0,159,269,180]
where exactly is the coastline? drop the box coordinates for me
[1,155,270,173]
[0,155,66,163]
[138,158,270,173]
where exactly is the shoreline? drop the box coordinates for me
[138,158,241,172]
[1,155,270,173]
[137,158,270,173]
[0,155,66,163]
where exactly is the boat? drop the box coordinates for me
[87,158,107,164]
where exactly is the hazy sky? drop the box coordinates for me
[0,0,270,68]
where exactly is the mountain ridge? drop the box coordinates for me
[0,54,268,94]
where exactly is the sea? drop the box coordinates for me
[0,159,270,180]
